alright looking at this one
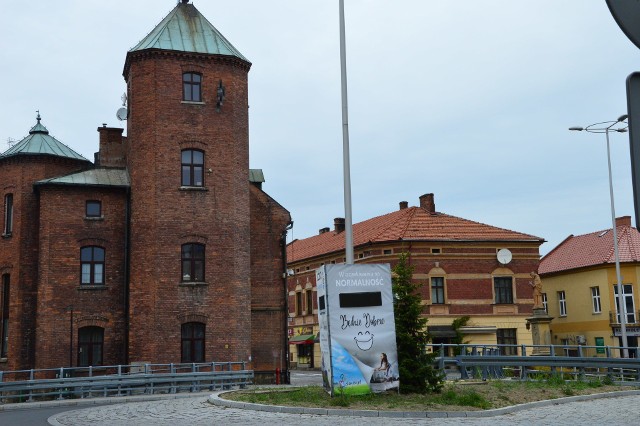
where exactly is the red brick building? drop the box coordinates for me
[286,194,543,368]
[0,2,291,380]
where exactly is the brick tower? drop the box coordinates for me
[123,1,253,364]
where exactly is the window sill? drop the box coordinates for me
[0,357,7,363]
[181,101,205,105]
[85,216,104,221]
[179,281,208,287]
[1,233,12,239]
[179,186,208,192]
[77,285,108,291]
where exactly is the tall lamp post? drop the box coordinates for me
[569,115,629,358]
[339,0,354,264]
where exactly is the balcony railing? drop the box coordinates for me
[608,310,639,324]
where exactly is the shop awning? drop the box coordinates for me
[289,334,315,345]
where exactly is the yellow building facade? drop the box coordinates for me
[540,217,640,357]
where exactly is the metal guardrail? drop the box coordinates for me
[428,344,640,384]
[0,362,253,403]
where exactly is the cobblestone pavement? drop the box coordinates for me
[48,393,640,425]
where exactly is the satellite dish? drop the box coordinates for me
[497,248,512,265]
[116,107,128,121]
[606,0,640,50]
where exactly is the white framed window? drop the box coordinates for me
[542,293,548,313]
[614,284,636,323]
[591,286,601,313]
[558,291,567,317]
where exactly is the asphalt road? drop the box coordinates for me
[0,370,322,425]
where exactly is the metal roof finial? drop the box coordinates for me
[36,110,41,122]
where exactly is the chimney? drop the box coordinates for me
[319,227,330,235]
[616,216,632,227]
[419,193,435,214]
[334,218,345,233]
[97,126,126,167]
[399,201,408,210]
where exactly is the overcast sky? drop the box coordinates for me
[2,1,640,256]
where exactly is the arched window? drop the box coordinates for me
[181,150,204,187]
[181,322,205,363]
[78,326,104,366]
[181,243,205,282]
[80,246,105,285]
[3,194,13,236]
[183,72,202,102]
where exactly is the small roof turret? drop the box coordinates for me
[0,113,89,162]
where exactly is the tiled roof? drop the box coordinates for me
[35,168,130,188]
[539,223,640,275]
[0,114,89,162]
[129,2,248,62]
[287,205,542,263]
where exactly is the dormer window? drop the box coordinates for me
[183,72,202,102]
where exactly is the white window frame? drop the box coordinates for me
[591,286,601,314]
[542,293,548,313]
[614,284,636,324]
[558,291,567,317]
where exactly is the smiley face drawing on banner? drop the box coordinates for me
[354,331,374,351]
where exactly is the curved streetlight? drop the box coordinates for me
[569,114,629,358]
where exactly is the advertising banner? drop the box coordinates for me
[316,264,399,395]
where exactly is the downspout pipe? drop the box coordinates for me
[124,187,131,365]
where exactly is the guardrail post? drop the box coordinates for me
[519,344,527,380]
[577,346,585,381]
[27,369,34,402]
[145,364,153,394]
[170,363,176,394]
[192,363,197,392]
[117,365,122,396]
[57,367,65,400]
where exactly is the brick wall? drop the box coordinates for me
[125,51,253,364]
[0,156,89,371]
[36,185,127,369]
[249,184,291,372]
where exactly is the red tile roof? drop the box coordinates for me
[539,224,640,275]
[287,205,542,263]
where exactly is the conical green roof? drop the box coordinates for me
[129,2,249,62]
[0,113,89,162]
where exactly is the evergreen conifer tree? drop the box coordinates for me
[392,252,444,393]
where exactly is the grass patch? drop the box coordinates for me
[224,379,633,413]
